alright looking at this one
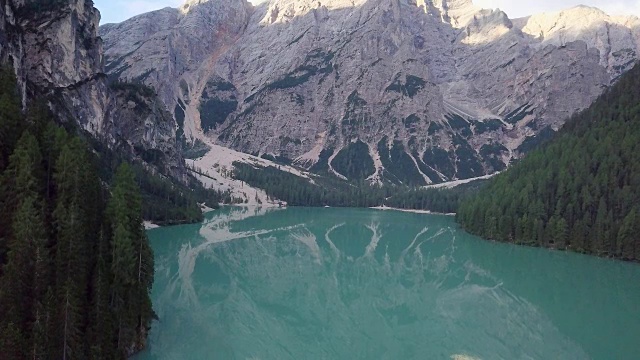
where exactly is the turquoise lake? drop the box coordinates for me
[135,207,640,359]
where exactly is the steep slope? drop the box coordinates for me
[100,0,253,146]
[457,63,640,261]
[101,0,640,185]
[513,5,640,79]
[0,0,186,179]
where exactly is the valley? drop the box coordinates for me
[0,0,639,358]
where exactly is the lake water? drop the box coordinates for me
[135,207,640,360]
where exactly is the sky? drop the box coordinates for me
[94,0,640,24]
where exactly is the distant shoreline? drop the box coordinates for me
[370,206,455,216]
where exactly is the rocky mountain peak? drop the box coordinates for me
[430,0,479,26]
[101,0,639,186]
[514,6,640,77]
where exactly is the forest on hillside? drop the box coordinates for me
[233,162,481,214]
[0,66,155,358]
[457,63,640,261]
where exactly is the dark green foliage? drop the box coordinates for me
[266,50,334,90]
[134,146,166,168]
[52,137,99,359]
[174,103,185,130]
[403,114,421,132]
[445,114,473,137]
[412,151,442,184]
[341,91,370,139]
[280,136,303,147]
[380,141,426,186]
[471,119,504,134]
[0,67,161,358]
[275,156,293,165]
[445,114,469,129]
[427,121,443,135]
[331,141,375,180]
[233,162,387,207]
[183,139,210,160]
[378,138,426,186]
[0,66,24,173]
[15,0,67,16]
[386,74,426,98]
[0,124,155,359]
[516,126,556,154]
[504,103,534,124]
[267,70,316,89]
[260,153,278,162]
[453,135,484,179]
[457,63,640,262]
[479,143,508,172]
[107,164,155,355]
[423,146,455,179]
[133,164,215,225]
[199,98,238,133]
[309,148,334,174]
[86,128,218,226]
[386,181,488,214]
[404,76,427,98]
[345,91,367,111]
[109,81,156,99]
[233,161,483,213]
[205,79,236,92]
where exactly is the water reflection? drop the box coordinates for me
[139,207,640,360]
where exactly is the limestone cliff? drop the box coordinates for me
[101,0,640,185]
[0,0,186,180]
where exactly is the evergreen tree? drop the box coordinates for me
[0,66,23,173]
[0,65,163,359]
[107,163,155,356]
[617,208,638,260]
[52,137,94,359]
[0,132,46,359]
[457,63,640,261]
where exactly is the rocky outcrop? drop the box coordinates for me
[0,0,186,180]
[101,0,640,185]
[100,0,253,141]
[513,6,640,79]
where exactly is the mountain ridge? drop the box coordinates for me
[100,0,640,185]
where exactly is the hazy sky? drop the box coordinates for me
[94,0,640,25]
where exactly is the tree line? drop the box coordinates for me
[232,161,480,212]
[0,67,154,358]
[457,63,640,261]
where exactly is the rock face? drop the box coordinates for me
[0,0,186,180]
[101,0,640,185]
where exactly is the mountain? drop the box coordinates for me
[457,62,640,261]
[0,0,186,180]
[100,0,640,186]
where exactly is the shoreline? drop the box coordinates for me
[144,205,454,230]
[143,221,160,229]
[370,206,455,216]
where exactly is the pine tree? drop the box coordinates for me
[617,209,638,260]
[0,66,23,173]
[52,137,95,359]
[0,132,47,359]
[458,63,640,261]
[88,229,116,360]
[107,163,155,356]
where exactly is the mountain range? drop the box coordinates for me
[100,0,640,185]
[0,0,638,189]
